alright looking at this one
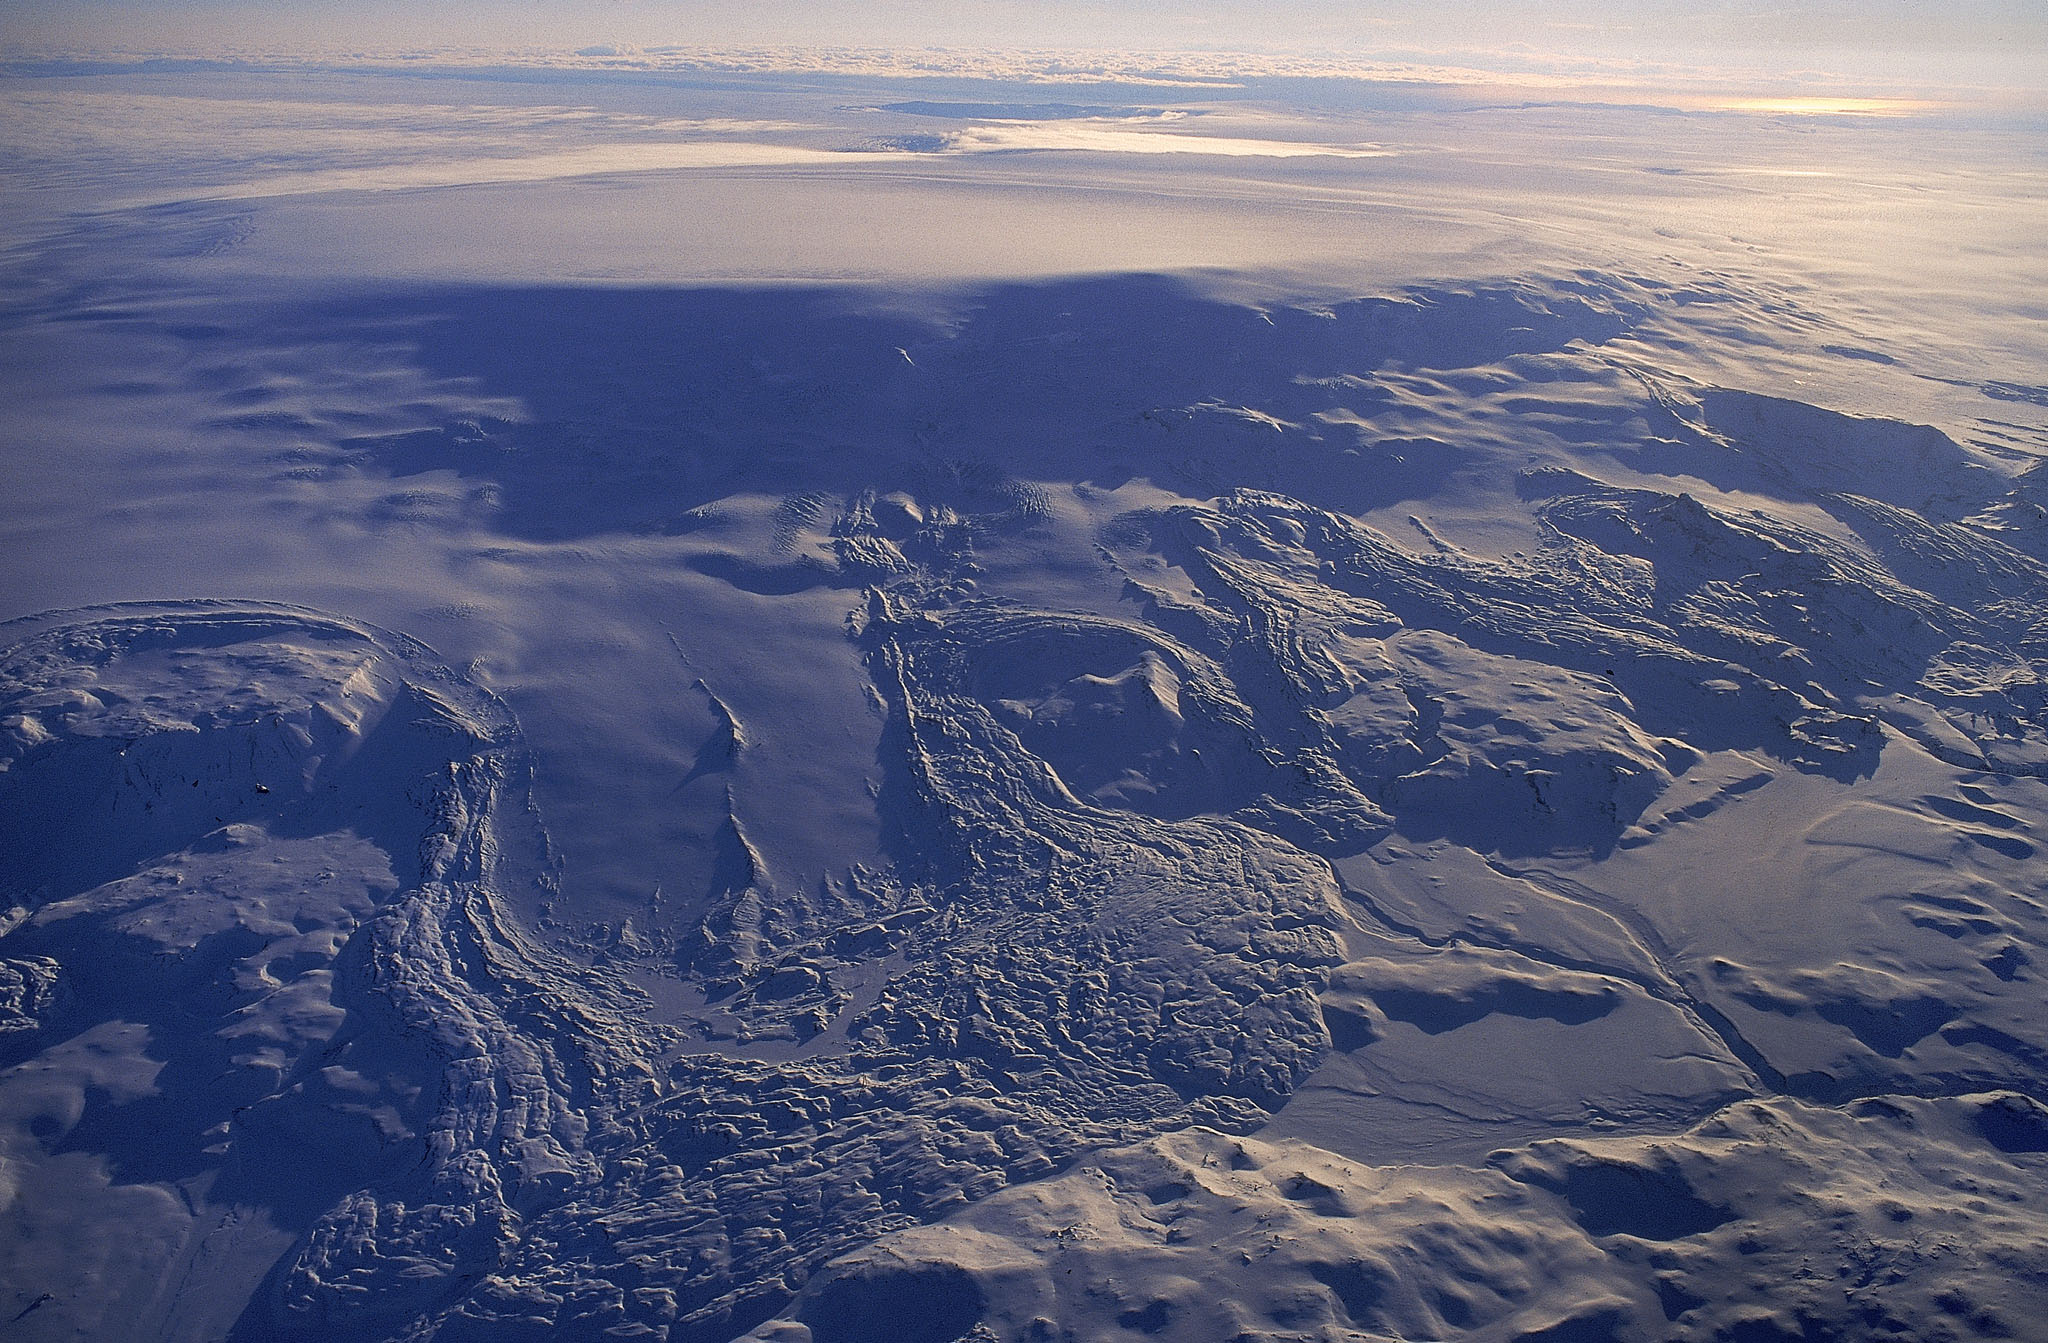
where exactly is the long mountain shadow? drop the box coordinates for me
[208,274,1640,540]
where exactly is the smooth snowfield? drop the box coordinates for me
[2,57,2046,1343]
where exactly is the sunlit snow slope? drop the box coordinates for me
[2,59,2046,1343]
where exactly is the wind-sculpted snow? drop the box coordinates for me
[0,598,1363,1340]
[1086,472,2047,1111]
[767,1092,2048,1343]
[0,605,664,1338]
[4,265,2047,1341]
[494,592,1366,1339]
[855,598,1351,1111]
[1115,487,1851,851]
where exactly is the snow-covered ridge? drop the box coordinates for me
[769,1091,2048,1342]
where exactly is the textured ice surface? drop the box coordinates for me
[773,1092,2048,1343]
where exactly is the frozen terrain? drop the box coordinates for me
[2,47,2047,1343]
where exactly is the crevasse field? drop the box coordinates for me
[2,41,2047,1343]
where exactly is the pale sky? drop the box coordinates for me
[5,1,2043,81]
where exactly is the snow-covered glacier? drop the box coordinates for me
[2,56,2045,1343]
